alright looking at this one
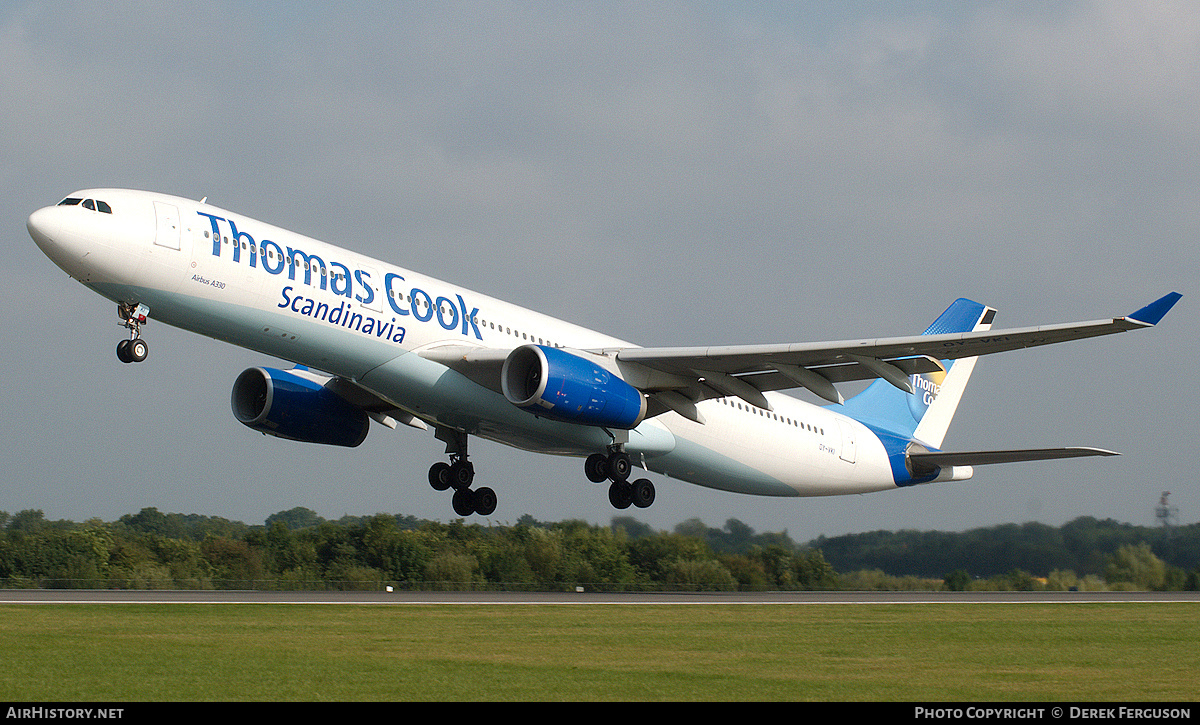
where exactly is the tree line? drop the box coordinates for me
[0,507,1196,592]
[813,516,1200,589]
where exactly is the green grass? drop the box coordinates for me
[1,604,1197,701]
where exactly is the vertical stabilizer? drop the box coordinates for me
[833,299,995,447]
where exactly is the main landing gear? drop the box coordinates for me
[116,302,150,364]
[585,448,655,510]
[423,430,655,516]
[428,428,497,517]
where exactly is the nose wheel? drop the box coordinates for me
[116,337,149,363]
[116,302,150,364]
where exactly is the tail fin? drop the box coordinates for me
[835,299,995,447]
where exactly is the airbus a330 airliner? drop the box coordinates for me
[28,189,1180,516]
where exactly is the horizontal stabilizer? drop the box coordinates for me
[908,446,1118,475]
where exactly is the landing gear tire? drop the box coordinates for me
[473,487,497,516]
[452,487,476,516]
[608,452,632,482]
[608,480,633,509]
[127,338,148,363]
[630,478,655,509]
[450,460,475,489]
[428,462,452,491]
[116,338,147,363]
[584,453,609,483]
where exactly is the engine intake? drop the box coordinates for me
[231,367,369,447]
[502,345,646,429]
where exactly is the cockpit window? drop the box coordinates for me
[61,198,113,214]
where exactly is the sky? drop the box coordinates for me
[1,1,1196,540]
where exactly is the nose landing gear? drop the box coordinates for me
[116,303,150,364]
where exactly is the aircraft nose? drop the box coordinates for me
[27,203,97,276]
[26,206,58,250]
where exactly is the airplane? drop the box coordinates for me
[27,188,1181,517]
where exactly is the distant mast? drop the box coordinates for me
[1156,491,1179,535]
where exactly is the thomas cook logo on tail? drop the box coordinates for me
[907,367,947,423]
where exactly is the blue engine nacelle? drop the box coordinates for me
[502,345,647,429]
[231,367,369,447]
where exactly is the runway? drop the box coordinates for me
[2,589,1198,605]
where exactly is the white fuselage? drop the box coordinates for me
[29,189,902,498]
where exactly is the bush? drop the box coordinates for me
[424,552,480,591]
[664,558,737,592]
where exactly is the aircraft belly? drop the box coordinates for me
[656,409,899,497]
[647,434,800,497]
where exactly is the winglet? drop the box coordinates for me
[1128,292,1182,326]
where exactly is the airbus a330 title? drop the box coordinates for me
[197,211,483,340]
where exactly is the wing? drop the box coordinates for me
[419,293,1181,425]
[612,292,1182,422]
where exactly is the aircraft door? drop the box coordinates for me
[837,420,857,464]
[153,202,181,250]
